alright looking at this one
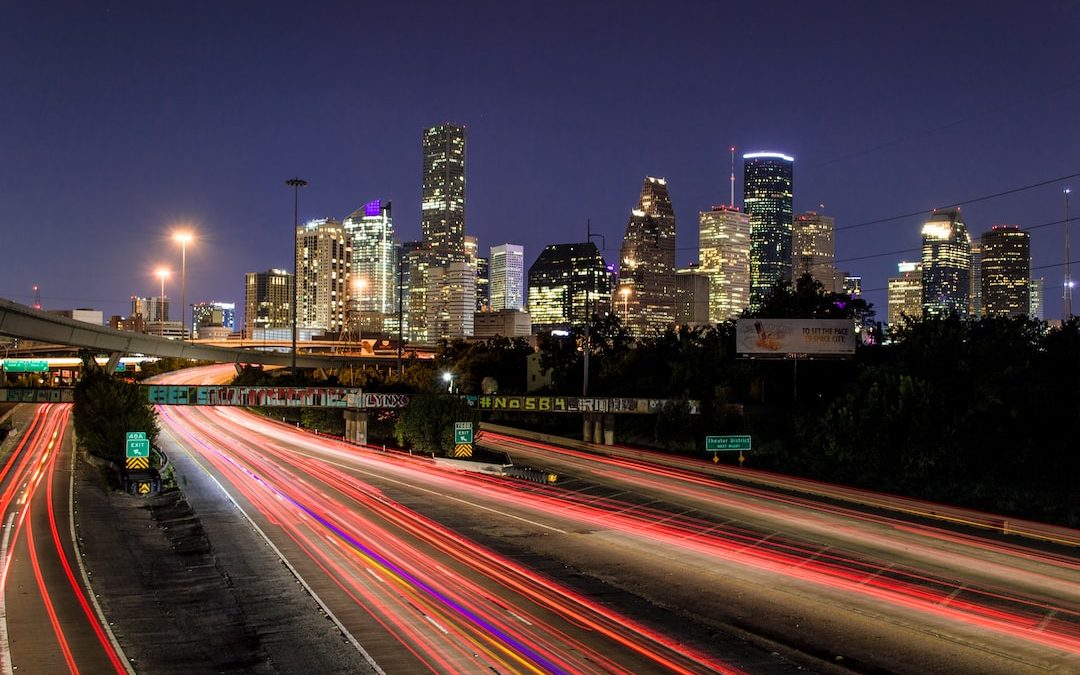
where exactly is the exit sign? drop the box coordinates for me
[706,435,751,452]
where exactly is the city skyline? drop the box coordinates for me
[2,3,1079,323]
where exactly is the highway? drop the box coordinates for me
[0,404,128,673]
[149,365,1080,671]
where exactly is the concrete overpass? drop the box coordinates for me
[0,297,357,370]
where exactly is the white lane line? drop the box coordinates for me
[0,512,16,675]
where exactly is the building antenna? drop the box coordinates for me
[32,285,41,310]
[1066,187,1073,319]
[729,146,736,208]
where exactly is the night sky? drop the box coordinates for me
[3,2,1079,323]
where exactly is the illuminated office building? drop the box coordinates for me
[426,261,475,341]
[422,124,466,267]
[343,199,396,335]
[527,242,612,332]
[191,301,235,338]
[792,211,836,290]
[490,243,525,311]
[887,261,923,327]
[616,177,677,336]
[921,208,971,318]
[980,225,1030,317]
[698,205,750,322]
[296,218,350,333]
[1030,277,1044,320]
[244,269,292,336]
[743,152,794,308]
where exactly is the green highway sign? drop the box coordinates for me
[126,431,150,459]
[1,359,50,373]
[454,422,474,445]
[706,435,751,452]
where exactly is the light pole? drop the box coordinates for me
[173,231,193,340]
[354,278,367,349]
[442,371,454,393]
[286,177,308,377]
[156,267,170,337]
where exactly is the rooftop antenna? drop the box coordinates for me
[33,285,41,310]
[729,146,736,208]
[1066,187,1073,319]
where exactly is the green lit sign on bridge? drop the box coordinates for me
[705,435,751,452]
[1,359,50,373]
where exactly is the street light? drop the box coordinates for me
[354,278,367,349]
[286,177,308,378]
[173,230,193,340]
[442,371,454,393]
[156,267,170,337]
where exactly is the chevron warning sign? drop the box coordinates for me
[452,443,473,458]
[126,456,150,470]
[137,482,151,495]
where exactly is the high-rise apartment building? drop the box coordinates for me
[743,152,794,308]
[675,265,710,326]
[422,124,466,267]
[792,211,836,290]
[528,242,612,333]
[698,205,751,322]
[296,218,350,333]
[980,225,1030,318]
[131,295,168,323]
[921,208,971,318]
[399,241,429,344]
[490,244,525,311]
[343,199,397,335]
[616,177,677,336]
[244,269,292,336]
[887,261,923,327]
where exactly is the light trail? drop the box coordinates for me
[160,404,737,674]
[0,404,128,673]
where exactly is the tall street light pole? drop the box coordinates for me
[173,231,193,340]
[286,177,308,377]
[156,268,169,338]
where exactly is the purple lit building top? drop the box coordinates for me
[364,199,382,217]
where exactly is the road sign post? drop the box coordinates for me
[706,435,750,465]
[453,422,473,458]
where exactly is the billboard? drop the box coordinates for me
[736,319,855,357]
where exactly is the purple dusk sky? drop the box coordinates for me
[2,2,1079,322]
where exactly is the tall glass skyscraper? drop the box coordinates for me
[527,243,612,333]
[421,124,466,267]
[490,244,525,311]
[343,199,396,335]
[792,211,836,291]
[980,225,1030,317]
[743,152,794,309]
[921,208,971,318]
[616,177,677,336]
[698,205,750,322]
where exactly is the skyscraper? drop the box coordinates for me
[475,256,490,311]
[296,218,350,332]
[1030,277,1045,320]
[980,225,1031,318]
[490,244,525,311]
[244,269,292,336]
[743,152,794,308]
[343,199,397,335]
[698,205,751,322]
[792,211,836,290]
[426,262,476,341]
[616,177,676,336]
[527,242,612,333]
[921,208,971,318]
[422,124,466,267]
[887,261,923,327]
[191,301,235,338]
[969,241,983,317]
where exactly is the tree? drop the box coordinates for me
[394,394,478,455]
[73,350,158,464]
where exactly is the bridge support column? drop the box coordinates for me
[344,409,368,446]
[104,352,122,374]
[602,414,614,446]
[583,413,605,444]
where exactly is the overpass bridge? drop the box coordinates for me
[0,297,359,370]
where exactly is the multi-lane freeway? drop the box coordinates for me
[1,362,1077,673]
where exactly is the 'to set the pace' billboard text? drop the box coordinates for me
[736,319,856,357]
